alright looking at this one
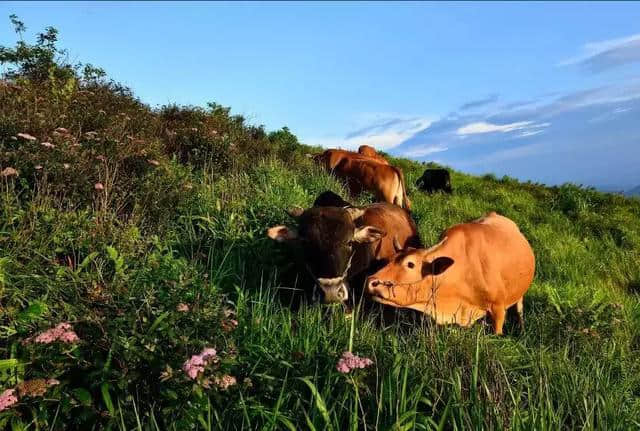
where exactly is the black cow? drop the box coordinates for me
[416,168,452,194]
[267,191,420,304]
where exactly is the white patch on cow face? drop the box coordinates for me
[353,226,386,243]
[317,277,349,303]
[267,225,298,242]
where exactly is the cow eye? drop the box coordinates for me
[407,261,415,269]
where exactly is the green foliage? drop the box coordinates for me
[1,15,640,430]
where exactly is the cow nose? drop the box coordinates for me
[367,277,382,295]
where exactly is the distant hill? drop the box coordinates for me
[626,185,640,196]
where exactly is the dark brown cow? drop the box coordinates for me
[358,145,389,164]
[366,212,535,334]
[267,192,420,303]
[333,157,411,210]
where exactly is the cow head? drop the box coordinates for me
[267,205,386,303]
[366,248,454,307]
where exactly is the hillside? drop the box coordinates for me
[626,185,640,197]
[2,20,640,430]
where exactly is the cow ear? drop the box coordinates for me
[345,207,365,221]
[422,256,454,277]
[286,207,304,218]
[353,226,386,243]
[267,225,299,242]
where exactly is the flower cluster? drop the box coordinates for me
[26,323,80,345]
[0,379,59,412]
[336,351,373,374]
[183,348,217,380]
[213,374,237,390]
[176,303,190,312]
[0,389,18,412]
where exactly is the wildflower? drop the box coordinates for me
[214,374,236,390]
[17,133,36,141]
[63,163,70,169]
[336,351,373,374]
[183,347,217,380]
[55,127,69,134]
[243,377,253,388]
[147,159,160,166]
[0,389,18,411]
[41,142,55,149]
[30,322,79,344]
[94,182,104,191]
[46,379,60,387]
[1,167,19,178]
[95,155,107,162]
[35,165,43,170]
[177,303,189,312]
[84,131,98,138]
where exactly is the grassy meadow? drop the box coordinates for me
[2,18,640,430]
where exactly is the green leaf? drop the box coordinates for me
[298,377,333,431]
[101,383,115,416]
[148,311,170,333]
[72,388,93,406]
[16,300,48,323]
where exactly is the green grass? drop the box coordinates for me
[2,18,640,430]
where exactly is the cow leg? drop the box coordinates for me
[516,297,525,332]
[491,305,506,335]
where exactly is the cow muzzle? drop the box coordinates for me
[316,277,349,303]
[366,277,395,298]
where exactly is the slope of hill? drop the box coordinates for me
[626,185,640,196]
[2,20,640,430]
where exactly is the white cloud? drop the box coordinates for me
[304,116,433,151]
[559,33,640,71]
[456,121,533,135]
[400,145,448,158]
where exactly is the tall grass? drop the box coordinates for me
[2,17,640,430]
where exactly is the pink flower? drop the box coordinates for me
[183,347,217,380]
[46,379,60,387]
[59,331,79,343]
[17,133,36,141]
[30,323,79,344]
[95,155,106,162]
[1,167,19,178]
[55,127,69,134]
[0,389,18,411]
[35,165,43,170]
[94,182,104,191]
[336,351,373,374]
[41,142,55,149]
[176,303,189,312]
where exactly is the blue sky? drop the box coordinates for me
[3,2,640,189]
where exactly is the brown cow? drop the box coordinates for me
[333,157,411,210]
[358,145,388,164]
[267,191,420,303]
[313,148,388,170]
[366,212,535,334]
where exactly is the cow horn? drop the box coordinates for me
[393,236,403,252]
[345,207,365,221]
[286,206,304,218]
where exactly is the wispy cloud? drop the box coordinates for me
[459,94,498,111]
[456,120,548,136]
[400,145,448,158]
[304,116,432,151]
[560,33,640,72]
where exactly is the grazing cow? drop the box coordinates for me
[416,168,452,194]
[333,157,411,210]
[267,192,420,303]
[366,212,535,334]
[358,145,388,164]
